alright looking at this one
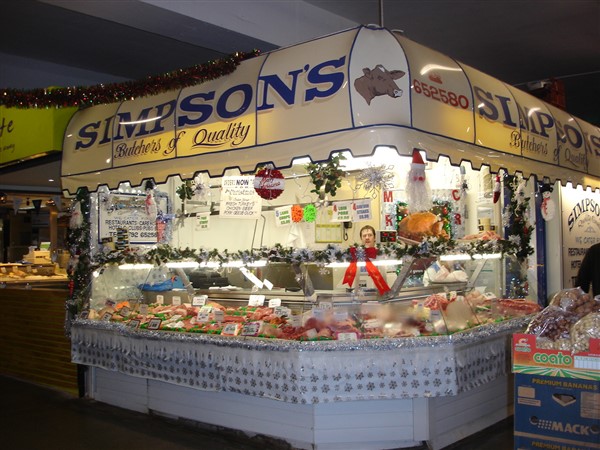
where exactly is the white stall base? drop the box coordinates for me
[88,367,513,450]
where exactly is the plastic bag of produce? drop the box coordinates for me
[548,287,600,317]
[570,312,600,353]
[525,305,579,349]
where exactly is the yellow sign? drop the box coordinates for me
[0,105,77,165]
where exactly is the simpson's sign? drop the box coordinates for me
[62,26,600,193]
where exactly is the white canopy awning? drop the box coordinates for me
[62,25,600,193]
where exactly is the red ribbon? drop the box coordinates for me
[342,247,391,295]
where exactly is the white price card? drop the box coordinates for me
[248,294,265,306]
[290,315,302,327]
[333,310,348,322]
[171,296,181,306]
[197,311,210,323]
[128,319,141,329]
[213,310,224,323]
[319,301,333,310]
[139,304,148,316]
[305,328,318,339]
[312,308,325,321]
[119,306,130,317]
[156,294,164,305]
[268,298,282,307]
[221,323,241,336]
[273,306,291,317]
[337,332,358,341]
[101,312,113,322]
[241,321,262,336]
[192,295,207,306]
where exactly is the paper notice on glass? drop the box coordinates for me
[274,206,292,227]
[331,201,352,222]
[197,212,210,229]
[220,176,262,219]
[352,198,372,222]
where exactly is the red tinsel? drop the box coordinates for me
[0,50,261,109]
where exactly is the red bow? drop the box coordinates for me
[342,247,390,295]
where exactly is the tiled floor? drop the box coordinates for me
[0,374,514,449]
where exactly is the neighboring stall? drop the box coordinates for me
[63,25,600,449]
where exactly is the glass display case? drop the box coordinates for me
[82,254,540,338]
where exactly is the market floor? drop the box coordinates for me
[0,374,515,450]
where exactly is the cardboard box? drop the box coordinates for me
[513,333,600,380]
[513,334,600,449]
[514,373,600,449]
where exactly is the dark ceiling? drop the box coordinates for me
[1,0,599,193]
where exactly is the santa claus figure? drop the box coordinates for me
[406,148,432,212]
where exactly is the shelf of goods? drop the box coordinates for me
[72,258,540,449]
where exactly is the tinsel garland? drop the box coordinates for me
[65,188,92,333]
[503,175,534,261]
[92,237,522,270]
[1,50,261,109]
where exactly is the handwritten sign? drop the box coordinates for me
[197,212,210,230]
[220,176,262,219]
[248,294,265,306]
[352,199,372,222]
[332,201,352,222]
[274,206,292,227]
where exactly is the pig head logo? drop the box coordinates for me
[354,65,406,105]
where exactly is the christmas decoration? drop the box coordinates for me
[502,175,534,261]
[145,187,158,219]
[254,165,285,200]
[539,181,556,221]
[493,174,501,203]
[355,164,395,198]
[291,205,304,222]
[176,180,195,201]
[303,204,317,222]
[1,50,261,109]
[69,200,83,229]
[306,154,346,199]
[406,149,432,212]
[65,188,92,335]
[342,246,390,295]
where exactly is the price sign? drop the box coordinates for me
[171,296,181,306]
[101,312,113,322]
[119,307,130,317]
[139,304,148,316]
[333,310,348,322]
[192,295,207,306]
[268,298,282,307]
[105,299,116,307]
[337,332,358,341]
[156,294,164,305]
[128,319,141,329]
[290,315,302,327]
[197,311,210,323]
[312,308,325,321]
[241,321,262,336]
[248,294,265,306]
[221,323,241,336]
[319,301,333,310]
[147,318,162,330]
[273,306,290,317]
[79,310,89,320]
[213,310,224,323]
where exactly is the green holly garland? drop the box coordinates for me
[65,188,92,330]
